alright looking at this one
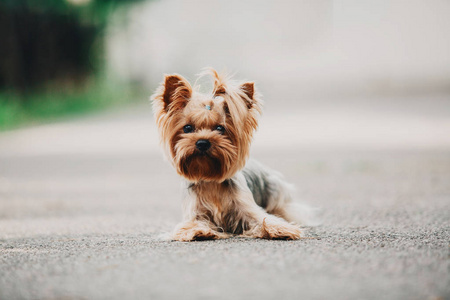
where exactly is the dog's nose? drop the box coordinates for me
[196,139,211,152]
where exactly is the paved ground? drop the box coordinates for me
[0,95,449,300]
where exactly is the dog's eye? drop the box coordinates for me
[183,125,194,133]
[215,125,225,134]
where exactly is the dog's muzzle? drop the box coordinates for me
[196,139,211,152]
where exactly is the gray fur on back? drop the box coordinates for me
[241,159,283,209]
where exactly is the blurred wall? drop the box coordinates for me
[106,0,450,97]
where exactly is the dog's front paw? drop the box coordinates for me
[258,217,302,240]
[172,221,229,242]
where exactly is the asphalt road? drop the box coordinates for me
[0,96,449,300]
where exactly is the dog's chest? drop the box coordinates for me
[193,181,235,212]
[191,181,242,231]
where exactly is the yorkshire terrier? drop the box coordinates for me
[152,69,313,241]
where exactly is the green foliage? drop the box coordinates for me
[0,80,146,130]
[0,0,148,129]
[0,99,24,129]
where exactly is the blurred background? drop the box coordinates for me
[1,0,449,130]
[0,0,145,129]
[108,0,450,98]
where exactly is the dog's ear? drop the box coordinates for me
[214,85,226,96]
[211,69,227,96]
[240,82,254,100]
[240,82,255,109]
[154,74,192,111]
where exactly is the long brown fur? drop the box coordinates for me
[152,69,303,241]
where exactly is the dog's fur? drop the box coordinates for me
[152,69,310,241]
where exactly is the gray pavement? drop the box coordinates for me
[0,97,449,300]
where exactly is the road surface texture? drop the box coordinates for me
[0,94,449,300]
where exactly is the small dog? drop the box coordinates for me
[152,69,312,241]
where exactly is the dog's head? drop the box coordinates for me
[152,69,261,182]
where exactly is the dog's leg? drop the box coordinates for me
[243,214,302,240]
[232,173,302,240]
[172,220,230,242]
[172,183,230,242]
